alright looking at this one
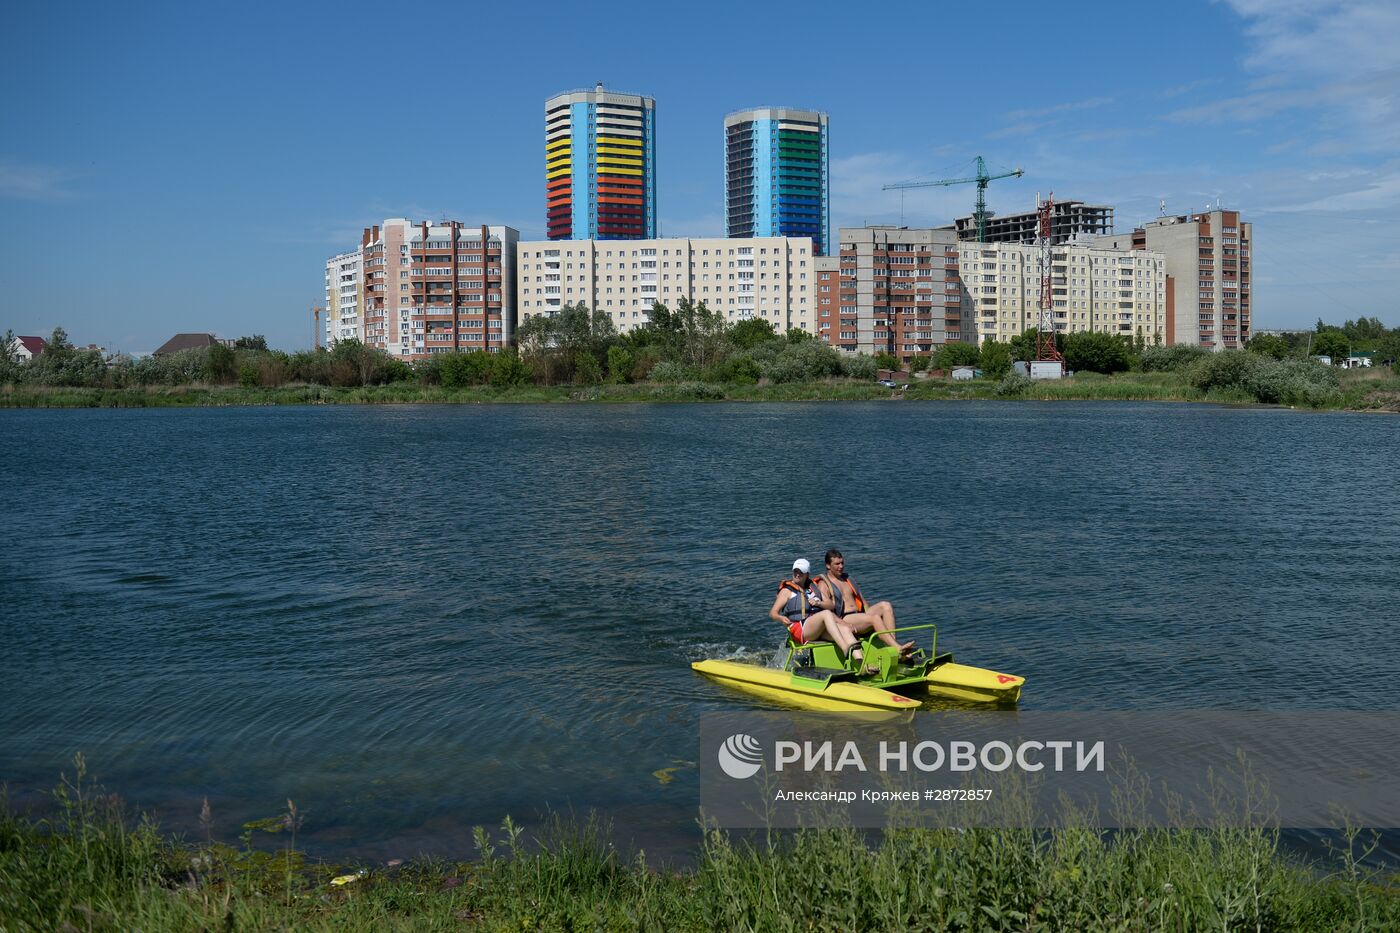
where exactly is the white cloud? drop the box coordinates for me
[1003,97,1113,122]
[1191,2,1400,155]
[1224,0,1400,78]
[0,160,77,201]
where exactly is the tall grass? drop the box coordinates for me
[4,368,1398,410]
[2,758,1396,930]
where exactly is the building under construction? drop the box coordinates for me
[950,200,1114,244]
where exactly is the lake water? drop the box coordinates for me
[2,402,1398,864]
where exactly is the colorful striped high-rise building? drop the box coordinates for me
[724,107,830,255]
[545,84,656,241]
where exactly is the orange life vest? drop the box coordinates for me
[816,573,866,615]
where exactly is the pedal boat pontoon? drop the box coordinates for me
[692,624,1023,712]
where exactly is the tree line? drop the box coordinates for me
[0,300,879,390]
[3,309,1394,392]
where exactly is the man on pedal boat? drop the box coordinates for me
[768,558,864,666]
[814,549,915,659]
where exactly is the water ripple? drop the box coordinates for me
[1,402,1397,863]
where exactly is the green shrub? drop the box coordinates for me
[728,318,777,349]
[996,373,1034,397]
[384,358,414,383]
[488,350,530,388]
[1063,331,1131,374]
[1188,350,1264,392]
[1141,345,1210,372]
[840,354,878,381]
[649,360,694,383]
[238,365,257,388]
[702,354,761,385]
[979,341,1013,379]
[206,345,237,383]
[1189,351,1340,407]
[760,340,843,383]
[606,346,633,384]
[573,351,603,385]
[438,351,494,388]
[1242,358,1340,406]
[935,342,980,370]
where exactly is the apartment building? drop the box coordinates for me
[951,200,1114,244]
[725,107,830,255]
[359,219,519,359]
[960,241,1168,346]
[516,237,817,333]
[546,84,657,240]
[323,249,361,347]
[1096,209,1251,349]
[817,227,966,360]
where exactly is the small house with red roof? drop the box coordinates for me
[14,335,46,362]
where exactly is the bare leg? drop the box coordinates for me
[801,610,855,654]
[871,601,914,656]
[842,610,903,651]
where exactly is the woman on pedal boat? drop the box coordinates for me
[768,558,865,666]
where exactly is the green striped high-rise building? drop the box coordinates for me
[724,107,830,255]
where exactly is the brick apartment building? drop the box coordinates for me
[815,227,966,360]
[360,219,519,359]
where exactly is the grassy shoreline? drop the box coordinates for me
[3,763,1398,931]
[4,368,1399,411]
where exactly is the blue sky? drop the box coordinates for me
[3,0,1398,352]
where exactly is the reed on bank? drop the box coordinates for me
[5,366,1398,410]
[2,758,1397,931]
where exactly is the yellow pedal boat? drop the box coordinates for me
[692,624,1023,712]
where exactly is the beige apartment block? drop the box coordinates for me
[516,237,817,333]
[323,249,362,347]
[960,241,1168,346]
[1097,209,1251,349]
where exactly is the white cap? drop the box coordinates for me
[791,558,811,574]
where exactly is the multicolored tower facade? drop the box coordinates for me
[724,107,830,255]
[546,85,656,240]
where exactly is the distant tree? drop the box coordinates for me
[907,355,930,374]
[979,340,1013,379]
[606,346,633,384]
[573,350,603,385]
[439,351,494,388]
[234,335,268,351]
[1376,330,1400,368]
[873,352,899,372]
[0,330,17,364]
[784,327,815,345]
[1246,333,1292,360]
[729,318,777,349]
[1311,330,1349,363]
[1008,327,1064,363]
[489,350,531,388]
[1063,331,1130,374]
[46,326,73,360]
[206,344,237,383]
[1332,316,1390,346]
[935,342,980,370]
